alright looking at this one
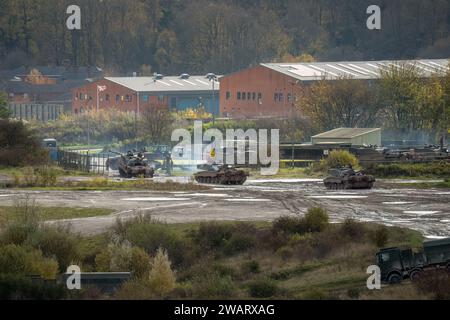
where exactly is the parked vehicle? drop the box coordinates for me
[377,237,450,284]
[42,138,58,161]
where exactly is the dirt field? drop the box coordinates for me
[0,178,449,238]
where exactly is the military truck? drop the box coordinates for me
[323,167,375,190]
[377,237,450,284]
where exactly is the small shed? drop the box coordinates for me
[311,128,382,147]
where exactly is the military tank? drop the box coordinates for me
[194,164,248,185]
[323,167,375,190]
[108,151,155,178]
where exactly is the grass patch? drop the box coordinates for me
[365,162,450,179]
[0,206,114,227]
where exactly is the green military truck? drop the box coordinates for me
[377,237,450,284]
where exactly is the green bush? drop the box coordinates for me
[0,245,59,279]
[272,216,306,235]
[241,260,260,275]
[116,219,190,267]
[317,150,359,172]
[223,233,256,256]
[195,222,235,250]
[304,207,329,233]
[248,279,278,298]
[25,226,79,272]
[192,272,236,299]
[95,242,151,278]
[340,219,366,240]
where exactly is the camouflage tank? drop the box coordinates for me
[323,167,375,190]
[108,151,155,178]
[194,164,248,185]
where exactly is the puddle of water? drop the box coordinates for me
[382,201,414,205]
[248,179,322,183]
[307,195,368,199]
[425,235,448,240]
[0,195,11,197]
[176,193,230,198]
[121,197,191,201]
[403,211,441,215]
[440,219,450,223]
[225,199,271,202]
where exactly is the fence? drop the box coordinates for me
[56,149,110,174]
[8,103,64,122]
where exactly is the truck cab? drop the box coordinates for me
[377,247,425,284]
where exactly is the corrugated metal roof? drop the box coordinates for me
[105,76,220,93]
[262,59,449,81]
[312,128,381,139]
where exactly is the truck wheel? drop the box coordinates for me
[388,273,402,284]
[410,270,421,281]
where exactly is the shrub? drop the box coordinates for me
[304,207,329,232]
[223,233,256,256]
[192,272,236,299]
[195,222,234,250]
[272,216,306,235]
[115,278,154,300]
[241,260,261,275]
[148,248,176,298]
[248,279,278,298]
[318,150,359,172]
[0,245,59,279]
[340,219,366,240]
[95,240,151,278]
[276,246,294,261]
[25,226,79,272]
[371,225,389,248]
[0,119,49,166]
[117,219,190,267]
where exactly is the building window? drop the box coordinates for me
[274,93,278,102]
[242,92,246,100]
[158,95,164,103]
[252,92,256,100]
[85,94,88,100]
[237,92,241,100]
[226,92,231,100]
[125,95,132,102]
[105,94,110,102]
[143,94,149,102]
[279,93,284,102]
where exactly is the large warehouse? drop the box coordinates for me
[219,59,449,119]
[72,75,220,115]
[311,128,382,147]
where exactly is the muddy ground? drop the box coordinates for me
[0,178,449,238]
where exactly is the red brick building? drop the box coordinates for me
[72,76,220,115]
[219,59,449,119]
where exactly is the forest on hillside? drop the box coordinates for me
[1,0,450,75]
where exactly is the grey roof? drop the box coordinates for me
[105,76,220,93]
[262,59,449,81]
[312,128,381,139]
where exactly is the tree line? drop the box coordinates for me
[1,0,449,75]
[299,63,450,141]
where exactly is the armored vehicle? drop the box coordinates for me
[377,237,450,284]
[194,164,248,185]
[323,167,375,190]
[108,151,154,178]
